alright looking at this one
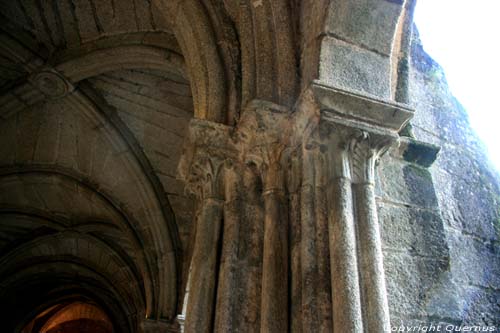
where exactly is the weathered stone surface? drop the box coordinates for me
[378,203,448,258]
[1,2,499,333]
[384,252,450,318]
[378,24,500,329]
[319,36,392,98]
[397,138,440,168]
[377,156,438,208]
[324,0,404,56]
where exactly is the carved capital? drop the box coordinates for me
[178,119,236,202]
[292,81,414,184]
[237,100,291,194]
[347,130,396,184]
[302,120,397,184]
[302,122,352,182]
[245,142,288,194]
[185,155,229,201]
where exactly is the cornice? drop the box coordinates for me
[310,81,414,134]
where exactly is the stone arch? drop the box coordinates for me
[153,0,240,124]
[36,302,113,333]
[300,0,414,101]
[55,44,186,83]
[221,0,299,108]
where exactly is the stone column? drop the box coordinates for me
[236,101,291,333]
[213,162,240,332]
[258,144,289,333]
[294,83,413,333]
[325,136,364,333]
[299,144,333,332]
[288,150,303,333]
[183,156,225,333]
[349,132,393,333]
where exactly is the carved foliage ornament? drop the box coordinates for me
[347,130,395,185]
[185,153,231,201]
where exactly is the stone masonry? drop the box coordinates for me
[0,1,498,332]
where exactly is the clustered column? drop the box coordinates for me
[316,126,394,333]
[179,95,401,332]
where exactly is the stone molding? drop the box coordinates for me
[309,81,414,132]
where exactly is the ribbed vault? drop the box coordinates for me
[0,0,214,331]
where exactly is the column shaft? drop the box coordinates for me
[184,198,223,333]
[354,182,391,333]
[300,183,319,330]
[214,197,240,332]
[314,183,333,333]
[328,177,363,333]
[260,190,288,332]
[290,189,302,333]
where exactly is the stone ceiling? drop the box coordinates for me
[0,0,194,330]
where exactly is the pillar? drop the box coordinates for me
[258,144,289,333]
[322,133,364,333]
[183,156,225,333]
[349,133,393,333]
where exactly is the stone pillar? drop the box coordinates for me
[177,119,235,333]
[214,161,264,332]
[258,144,289,333]
[235,101,291,333]
[183,156,224,333]
[299,144,333,332]
[324,135,364,333]
[294,83,412,333]
[213,162,241,332]
[349,132,393,333]
[288,150,303,333]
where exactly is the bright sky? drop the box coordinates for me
[413,0,500,170]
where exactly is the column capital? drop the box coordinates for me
[236,100,291,194]
[346,129,396,184]
[177,119,236,201]
[293,81,413,183]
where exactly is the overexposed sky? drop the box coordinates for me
[413,0,500,169]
